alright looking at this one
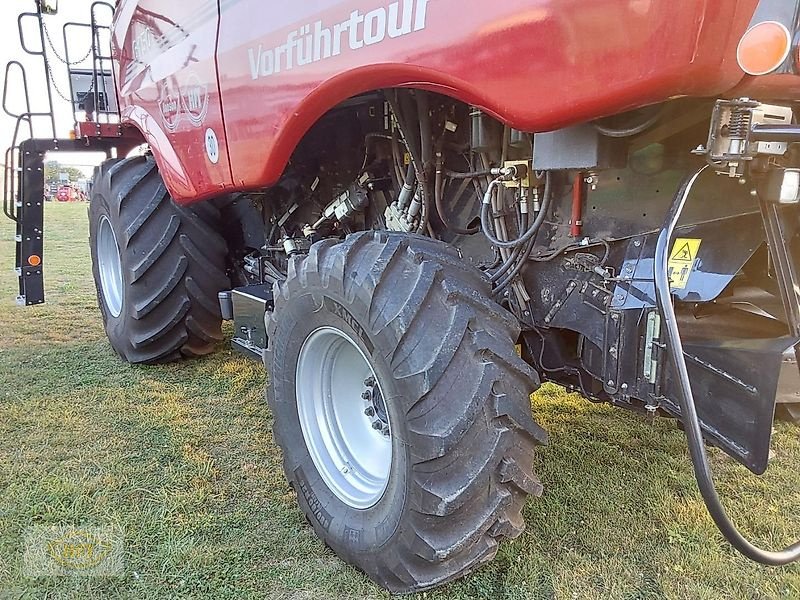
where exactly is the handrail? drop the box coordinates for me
[90,2,118,127]
[17,9,56,139]
[3,112,54,222]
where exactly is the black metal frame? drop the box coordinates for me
[655,165,800,566]
[62,2,119,130]
[12,137,125,306]
[3,1,132,305]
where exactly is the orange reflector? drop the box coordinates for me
[28,255,41,267]
[737,21,792,76]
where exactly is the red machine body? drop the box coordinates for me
[56,185,78,202]
[111,0,794,204]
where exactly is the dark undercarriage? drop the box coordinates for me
[218,90,800,476]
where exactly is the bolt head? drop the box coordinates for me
[364,406,376,417]
[362,391,371,400]
[364,377,375,387]
[372,421,384,431]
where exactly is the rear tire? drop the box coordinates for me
[89,156,229,364]
[265,231,547,593]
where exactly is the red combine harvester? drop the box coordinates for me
[3,0,799,592]
[55,185,78,202]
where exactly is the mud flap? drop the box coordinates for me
[660,336,798,475]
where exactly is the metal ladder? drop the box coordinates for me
[2,1,123,306]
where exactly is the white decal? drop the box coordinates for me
[132,26,157,62]
[159,80,182,132]
[182,73,209,127]
[248,0,430,80]
[205,128,220,164]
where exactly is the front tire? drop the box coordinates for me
[266,231,547,593]
[89,156,230,364]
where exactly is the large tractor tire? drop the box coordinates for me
[89,156,229,364]
[265,231,547,593]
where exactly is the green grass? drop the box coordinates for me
[0,202,798,599]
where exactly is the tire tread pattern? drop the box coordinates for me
[90,156,229,364]
[266,231,547,593]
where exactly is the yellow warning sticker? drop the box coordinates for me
[667,238,702,290]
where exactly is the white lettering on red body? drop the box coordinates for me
[248,0,431,80]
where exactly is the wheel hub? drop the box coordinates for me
[96,215,123,318]
[296,327,392,509]
[362,376,390,437]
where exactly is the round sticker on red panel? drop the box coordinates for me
[205,128,220,164]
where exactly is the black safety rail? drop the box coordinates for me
[3,1,122,306]
[62,2,119,132]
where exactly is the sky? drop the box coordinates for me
[1,0,114,176]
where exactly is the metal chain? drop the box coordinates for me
[41,20,93,66]
[43,56,71,103]
[43,53,95,105]
[39,21,98,107]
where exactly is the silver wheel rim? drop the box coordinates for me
[96,215,124,318]
[296,326,392,509]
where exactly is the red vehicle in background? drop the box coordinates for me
[55,185,78,202]
[3,0,800,592]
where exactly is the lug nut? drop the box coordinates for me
[364,406,376,417]
[364,376,375,387]
[372,421,383,431]
[361,391,371,400]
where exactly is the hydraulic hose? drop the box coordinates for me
[481,173,552,249]
[387,92,429,234]
[435,152,480,236]
[654,164,800,566]
[493,186,554,293]
[594,106,662,138]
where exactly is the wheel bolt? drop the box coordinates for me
[382,425,390,437]
[364,406,376,417]
[372,421,383,431]
[364,376,375,387]
[361,391,371,400]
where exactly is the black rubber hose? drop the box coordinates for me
[492,187,553,293]
[435,153,479,236]
[444,169,494,179]
[415,93,432,235]
[388,92,429,234]
[594,106,662,138]
[481,173,553,249]
[490,228,526,284]
[654,164,800,566]
[418,92,432,169]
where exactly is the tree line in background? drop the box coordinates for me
[44,161,85,186]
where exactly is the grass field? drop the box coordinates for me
[0,202,798,599]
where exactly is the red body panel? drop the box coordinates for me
[113,0,770,203]
[113,0,234,201]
